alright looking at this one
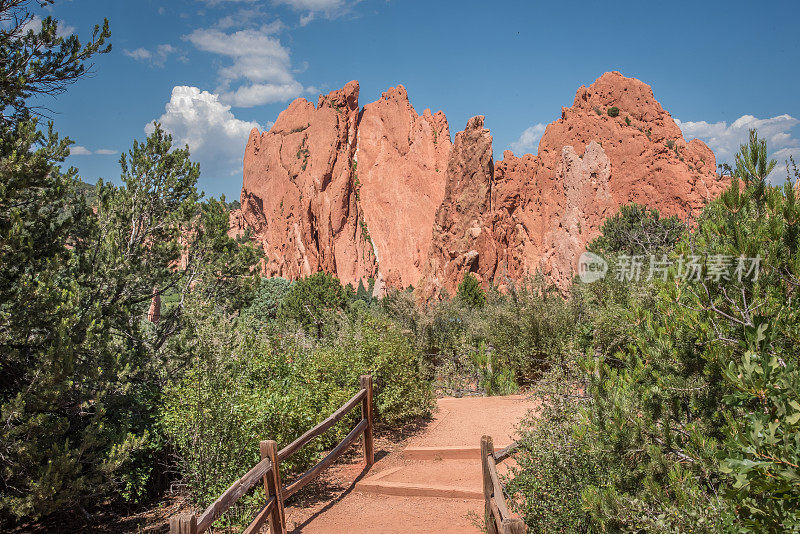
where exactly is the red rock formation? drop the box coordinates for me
[147,288,160,324]
[232,81,377,285]
[423,71,726,293]
[357,85,451,289]
[423,116,495,296]
[234,72,727,293]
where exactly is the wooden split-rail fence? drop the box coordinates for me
[169,375,374,534]
[481,435,526,534]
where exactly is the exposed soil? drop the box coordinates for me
[11,396,534,533]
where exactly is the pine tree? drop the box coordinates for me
[0,12,259,515]
[456,272,486,309]
[356,279,369,302]
[580,131,800,531]
[278,272,349,338]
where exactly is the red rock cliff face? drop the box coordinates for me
[421,71,726,293]
[423,116,494,296]
[357,85,451,289]
[234,72,727,293]
[231,81,377,284]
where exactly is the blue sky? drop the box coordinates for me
[34,0,800,200]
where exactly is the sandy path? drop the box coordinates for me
[282,395,535,533]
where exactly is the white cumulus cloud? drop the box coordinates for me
[147,86,266,187]
[676,114,800,182]
[510,123,547,155]
[185,24,304,107]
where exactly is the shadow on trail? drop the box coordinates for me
[287,463,370,533]
[284,414,435,532]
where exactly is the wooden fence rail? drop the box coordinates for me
[481,435,526,534]
[170,375,375,534]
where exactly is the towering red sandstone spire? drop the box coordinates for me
[357,85,451,289]
[423,116,495,296]
[231,81,377,285]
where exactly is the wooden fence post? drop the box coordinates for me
[261,440,287,534]
[360,375,374,467]
[169,513,197,534]
[504,517,527,534]
[481,435,499,534]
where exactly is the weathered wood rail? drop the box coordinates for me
[170,375,375,534]
[481,435,526,534]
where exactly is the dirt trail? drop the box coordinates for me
[283,395,535,533]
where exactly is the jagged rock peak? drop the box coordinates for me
[232,73,730,294]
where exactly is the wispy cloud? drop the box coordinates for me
[273,0,361,25]
[124,44,181,67]
[71,146,117,156]
[510,123,547,155]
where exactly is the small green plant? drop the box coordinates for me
[593,106,601,115]
[456,272,486,310]
[432,128,439,144]
[607,106,620,117]
[625,116,631,126]
[666,139,675,149]
[471,342,518,396]
[296,136,310,170]
[360,218,371,243]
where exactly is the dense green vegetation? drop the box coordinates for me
[1,2,798,532]
[508,133,800,533]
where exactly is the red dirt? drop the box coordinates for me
[283,394,535,533]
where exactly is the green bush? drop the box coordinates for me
[607,106,620,117]
[278,271,349,337]
[487,276,576,382]
[243,277,293,323]
[588,203,686,256]
[161,303,433,526]
[722,339,800,530]
[305,315,435,425]
[456,272,486,309]
[507,392,599,533]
